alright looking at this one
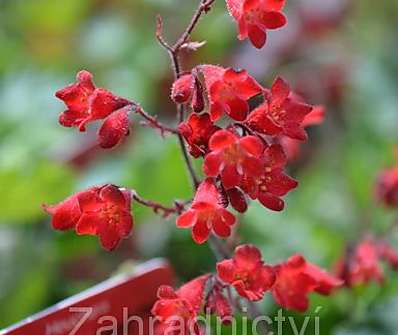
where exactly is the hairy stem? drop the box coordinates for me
[131,191,189,218]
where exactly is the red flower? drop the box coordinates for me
[226,0,287,48]
[375,166,398,207]
[176,179,236,244]
[217,244,275,301]
[241,144,298,211]
[75,185,133,251]
[201,65,263,121]
[203,130,264,189]
[246,77,313,140]
[178,113,220,158]
[272,254,341,312]
[336,239,385,287]
[43,184,133,251]
[56,70,130,131]
[151,275,210,335]
[205,283,232,323]
[98,106,131,149]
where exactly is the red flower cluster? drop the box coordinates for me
[226,0,287,48]
[56,70,132,149]
[336,238,398,287]
[173,71,311,243]
[217,245,342,312]
[43,184,133,251]
[151,275,210,335]
[375,163,398,207]
[177,179,236,244]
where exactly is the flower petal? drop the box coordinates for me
[262,11,287,29]
[217,259,235,283]
[271,77,290,107]
[75,212,103,235]
[234,244,262,270]
[258,193,284,211]
[176,210,197,228]
[209,130,238,151]
[248,24,267,49]
[221,164,241,189]
[192,219,211,244]
[239,136,264,156]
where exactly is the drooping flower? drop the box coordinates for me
[241,144,298,211]
[336,239,384,287]
[226,0,287,48]
[272,254,342,312]
[178,113,220,158]
[56,70,130,131]
[246,77,313,140]
[205,282,233,323]
[75,185,133,251]
[375,165,398,207]
[151,275,210,335]
[217,244,275,301]
[43,184,133,251]
[176,179,236,244]
[202,66,263,121]
[98,106,131,149]
[203,130,264,189]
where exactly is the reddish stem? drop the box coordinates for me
[131,191,189,218]
[130,103,178,136]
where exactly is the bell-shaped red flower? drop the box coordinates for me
[56,70,130,131]
[151,274,210,335]
[205,283,233,323]
[241,144,298,211]
[247,77,313,140]
[43,184,133,251]
[217,244,276,301]
[75,185,133,251]
[204,130,264,189]
[272,254,342,312]
[226,0,287,48]
[176,179,236,244]
[337,239,385,287]
[178,113,220,158]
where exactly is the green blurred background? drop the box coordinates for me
[1,0,398,333]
